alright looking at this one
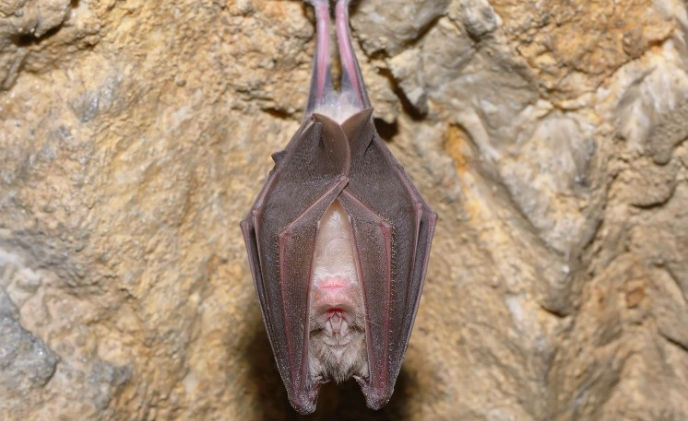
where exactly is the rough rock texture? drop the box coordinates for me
[1,0,688,419]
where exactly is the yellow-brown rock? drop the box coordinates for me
[1,0,687,419]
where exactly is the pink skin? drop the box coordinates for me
[308,201,362,341]
[311,275,357,330]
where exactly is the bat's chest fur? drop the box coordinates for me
[308,201,369,383]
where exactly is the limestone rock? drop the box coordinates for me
[0,287,58,407]
[1,0,688,419]
[352,0,451,56]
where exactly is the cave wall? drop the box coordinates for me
[1,0,688,419]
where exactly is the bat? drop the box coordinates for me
[240,0,436,414]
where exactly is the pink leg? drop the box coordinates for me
[306,0,333,114]
[335,0,370,109]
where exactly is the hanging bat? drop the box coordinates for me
[240,0,436,414]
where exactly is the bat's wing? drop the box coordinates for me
[340,109,437,409]
[240,114,351,414]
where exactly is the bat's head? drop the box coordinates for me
[308,200,369,384]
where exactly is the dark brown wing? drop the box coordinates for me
[341,109,437,409]
[240,113,351,414]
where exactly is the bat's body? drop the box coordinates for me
[240,0,436,414]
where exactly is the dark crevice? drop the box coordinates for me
[538,302,570,319]
[660,332,688,353]
[262,107,297,121]
[377,68,428,121]
[10,25,62,47]
[11,33,37,47]
[9,0,79,48]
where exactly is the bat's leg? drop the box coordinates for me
[306,0,334,114]
[335,0,370,109]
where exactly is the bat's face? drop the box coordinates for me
[308,201,369,384]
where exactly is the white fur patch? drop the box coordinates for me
[308,201,369,383]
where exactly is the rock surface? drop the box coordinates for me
[1,0,687,419]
